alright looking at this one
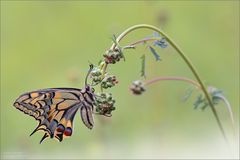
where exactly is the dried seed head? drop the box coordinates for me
[101,75,118,89]
[130,80,146,95]
[103,48,124,64]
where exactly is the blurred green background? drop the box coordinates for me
[1,1,239,159]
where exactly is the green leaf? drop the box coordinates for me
[153,32,161,37]
[112,34,118,45]
[98,59,103,65]
[182,87,194,102]
[140,54,146,78]
[149,46,161,61]
[118,47,125,61]
[193,94,207,109]
[201,102,209,111]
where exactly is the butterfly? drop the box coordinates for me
[13,65,96,143]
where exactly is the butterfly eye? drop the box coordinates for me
[64,127,72,136]
[56,124,65,133]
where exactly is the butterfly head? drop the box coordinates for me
[81,85,95,104]
[84,85,95,94]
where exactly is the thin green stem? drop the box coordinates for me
[106,24,227,141]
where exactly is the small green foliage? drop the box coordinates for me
[112,34,118,44]
[140,54,146,78]
[149,46,161,61]
[94,93,116,117]
[153,32,160,37]
[152,32,168,48]
[154,38,168,49]
[194,94,208,110]
[209,87,224,105]
[98,59,104,65]
[117,46,125,61]
[193,86,226,110]
[182,87,195,102]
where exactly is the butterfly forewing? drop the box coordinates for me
[13,88,94,143]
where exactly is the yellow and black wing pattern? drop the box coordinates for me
[13,88,94,143]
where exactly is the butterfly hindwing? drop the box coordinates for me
[13,88,94,143]
[80,105,94,129]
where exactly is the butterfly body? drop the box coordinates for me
[13,86,95,143]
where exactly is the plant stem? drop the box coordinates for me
[128,37,161,47]
[104,24,227,141]
[144,76,201,89]
[145,77,234,131]
[215,94,234,126]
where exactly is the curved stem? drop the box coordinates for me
[145,76,234,129]
[214,94,234,126]
[144,76,201,89]
[105,24,227,141]
[127,37,161,47]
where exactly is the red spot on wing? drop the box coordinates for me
[64,127,72,136]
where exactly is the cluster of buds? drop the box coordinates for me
[94,93,116,117]
[129,80,146,95]
[101,75,118,89]
[103,48,124,64]
[90,67,103,85]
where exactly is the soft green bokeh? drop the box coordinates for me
[1,1,239,159]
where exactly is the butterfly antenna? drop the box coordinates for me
[85,64,94,86]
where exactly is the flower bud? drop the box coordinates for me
[103,48,124,64]
[101,75,118,89]
[94,93,116,116]
[130,80,146,95]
